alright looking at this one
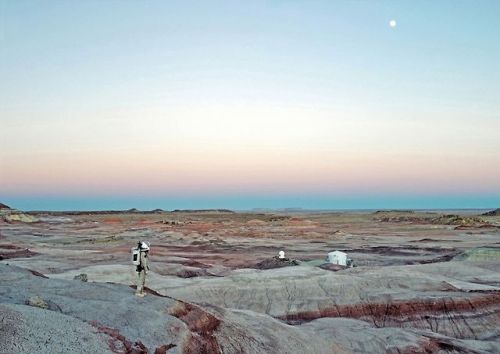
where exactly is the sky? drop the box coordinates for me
[1,1,500,210]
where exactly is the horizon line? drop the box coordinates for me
[14,207,499,213]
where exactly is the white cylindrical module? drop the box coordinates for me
[327,251,348,266]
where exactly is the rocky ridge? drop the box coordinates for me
[482,208,500,216]
[0,202,38,223]
[2,263,499,353]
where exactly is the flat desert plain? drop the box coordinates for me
[1,207,499,353]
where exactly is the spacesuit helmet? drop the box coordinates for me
[140,241,150,251]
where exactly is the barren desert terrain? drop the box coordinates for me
[1,205,499,353]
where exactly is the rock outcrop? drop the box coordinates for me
[4,262,498,353]
[482,208,500,216]
[0,204,38,223]
[0,303,115,354]
[430,214,486,226]
[252,256,300,270]
[0,264,342,353]
[454,247,500,262]
[156,262,500,346]
[376,213,488,226]
[0,244,38,260]
[373,210,416,214]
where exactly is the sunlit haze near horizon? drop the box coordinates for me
[1,1,500,210]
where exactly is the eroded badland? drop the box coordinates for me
[1,206,499,353]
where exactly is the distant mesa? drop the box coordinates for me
[375,213,489,227]
[127,207,164,213]
[251,208,308,213]
[431,214,485,226]
[375,215,423,223]
[481,208,500,216]
[43,208,164,215]
[373,210,415,214]
[172,209,234,213]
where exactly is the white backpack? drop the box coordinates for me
[131,247,141,265]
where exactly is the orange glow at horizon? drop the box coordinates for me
[2,145,499,196]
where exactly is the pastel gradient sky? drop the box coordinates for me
[1,1,500,210]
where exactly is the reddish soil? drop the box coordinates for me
[0,244,38,260]
[154,344,177,354]
[169,301,221,354]
[279,293,500,329]
[90,321,147,354]
[389,337,470,354]
[252,256,300,270]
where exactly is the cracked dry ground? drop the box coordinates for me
[1,210,499,353]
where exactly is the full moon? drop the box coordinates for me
[389,20,397,28]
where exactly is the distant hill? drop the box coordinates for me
[482,208,500,216]
[0,203,38,223]
[27,209,165,215]
[373,210,416,214]
[172,209,234,213]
